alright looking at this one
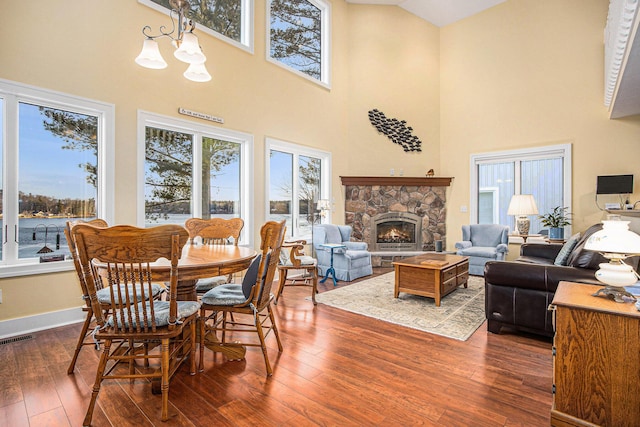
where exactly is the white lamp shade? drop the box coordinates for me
[183,62,212,82]
[174,32,206,64]
[585,220,640,255]
[507,194,539,216]
[135,39,168,69]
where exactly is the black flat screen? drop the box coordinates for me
[596,174,633,194]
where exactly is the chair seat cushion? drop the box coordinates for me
[282,255,316,266]
[195,276,229,292]
[201,284,247,306]
[96,283,163,305]
[457,246,498,258]
[106,300,201,328]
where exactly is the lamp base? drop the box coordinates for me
[515,216,530,235]
[592,286,637,303]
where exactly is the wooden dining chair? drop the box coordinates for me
[72,223,199,425]
[65,219,166,375]
[199,220,286,376]
[65,218,110,375]
[185,217,244,293]
[275,240,318,305]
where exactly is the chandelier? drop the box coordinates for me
[135,0,211,82]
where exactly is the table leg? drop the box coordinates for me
[176,279,247,363]
[319,248,339,286]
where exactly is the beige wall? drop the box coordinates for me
[2,0,639,326]
[0,1,437,323]
[440,0,640,247]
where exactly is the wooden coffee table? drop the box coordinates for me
[392,253,470,306]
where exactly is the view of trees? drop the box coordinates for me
[270,0,322,80]
[144,127,240,221]
[149,0,242,42]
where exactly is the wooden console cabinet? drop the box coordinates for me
[551,282,640,426]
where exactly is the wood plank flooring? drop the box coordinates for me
[0,269,553,426]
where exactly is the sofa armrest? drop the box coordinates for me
[344,241,367,251]
[520,243,563,260]
[455,241,472,250]
[484,260,601,293]
[496,243,508,254]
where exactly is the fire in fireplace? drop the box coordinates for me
[371,212,422,251]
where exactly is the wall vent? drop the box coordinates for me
[0,335,33,346]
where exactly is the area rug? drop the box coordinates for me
[315,272,486,341]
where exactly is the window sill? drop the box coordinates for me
[0,259,74,278]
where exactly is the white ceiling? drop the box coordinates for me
[345,0,507,27]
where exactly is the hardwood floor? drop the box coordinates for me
[0,269,553,426]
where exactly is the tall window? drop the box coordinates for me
[139,0,254,52]
[139,112,252,245]
[267,0,331,87]
[471,144,572,234]
[0,79,114,276]
[266,138,330,239]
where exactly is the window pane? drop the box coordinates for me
[478,162,515,227]
[269,150,293,237]
[270,0,322,80]
[201,137,241,218]
[522,158,563,234]
[18,103,98,260]
[0,99,3,260]
[298,155,321,238]
[145,0,242,43]
[145,126,193,226]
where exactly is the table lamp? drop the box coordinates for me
[584,220,640,302]
[507,194,538,236]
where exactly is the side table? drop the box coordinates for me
[319,243,346,286]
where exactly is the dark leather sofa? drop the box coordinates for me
[484,224,615,337]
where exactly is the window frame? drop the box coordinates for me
[137,110,254,247]
[138,0,255,54]
[265,137,331,239]
[266,0,331,88]
[0,78,115,278]
[470,143,572,234]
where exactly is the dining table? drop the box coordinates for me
[150,243,257,360]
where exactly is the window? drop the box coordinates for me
[138,111,253,245]
[0,79,114,277]
[267,0,331,87]
[470,144,572,234]
[139,0,254,53]
[266,138,330,240]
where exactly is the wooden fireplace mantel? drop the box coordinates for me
[340,176,453,187]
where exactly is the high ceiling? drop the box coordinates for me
[345,0,507,27]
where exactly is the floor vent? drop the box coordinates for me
[0,335,33,346]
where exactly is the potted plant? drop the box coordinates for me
[539,206,571,240]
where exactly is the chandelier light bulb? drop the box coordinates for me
[135,39,168,69]
[174,32,206,64]
[184,62,212,82]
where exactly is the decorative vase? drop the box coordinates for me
[549,227,564,240]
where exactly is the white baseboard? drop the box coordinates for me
[0,307,85,339]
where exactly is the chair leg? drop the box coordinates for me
[274,269,287,304]
[198,309,206,372]
[189,317,197,375]
[254,310,273,376]
[83,338,111,427]
[267,304,283,352]
[310,267,318,305]
[160,338,170,421]
[68,309,93,374]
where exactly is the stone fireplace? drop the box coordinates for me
[341,176,452,265]
[371,212,422,252]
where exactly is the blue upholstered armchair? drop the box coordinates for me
[455,224,509,276]
[312,224,373,282]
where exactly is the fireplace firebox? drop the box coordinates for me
[371,212,422,252]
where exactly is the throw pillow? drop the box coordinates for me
[554,233,581,266]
